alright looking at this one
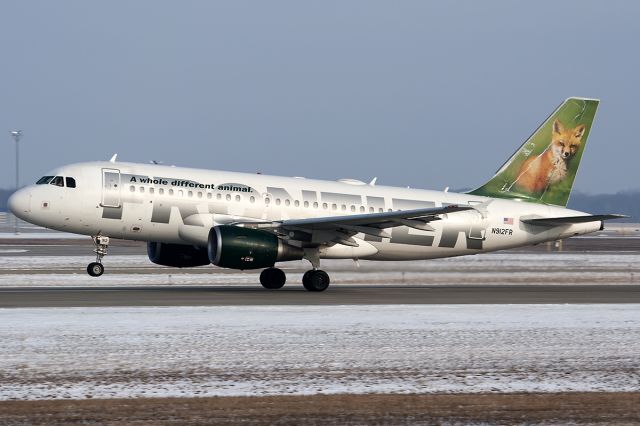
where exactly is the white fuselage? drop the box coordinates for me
[10,161,600,262]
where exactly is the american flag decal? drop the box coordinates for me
[503,217,514,225]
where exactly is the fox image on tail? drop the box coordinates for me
[514,119,586,194]
[469,97,598,207]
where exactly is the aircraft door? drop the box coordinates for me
[101,168,121,208]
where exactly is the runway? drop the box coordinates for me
[1,233,639,307]
[1,284,639,307]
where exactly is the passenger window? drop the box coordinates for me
[360,206,365,213]
[149,188,154,194]
[313,202,319,209]
[351,205,356,212]
[50,176,64,187]
[250,196,256,203]
[130,186,135,192]
[341,204,346,211]
[332,204,337,211]
[226,194,231,201]
[140,187,145,193]
[178,190,183,197]
[235,195,241,202]
[276,199,281,206]
[36,176,54,185]
[285,199,290,206]
[294,200,299,207]
[265,198,270,205]
[169,189,174,196]
[323,203,328,210]
[369,207,374,213]
[159,188,164,195]
[198,192,203,198]
[304,201,309,208]
[207,193,212,199]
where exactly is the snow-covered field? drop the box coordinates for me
[1,252,638,286]
[0,304,639,400]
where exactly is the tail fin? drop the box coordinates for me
[468,97,599,207]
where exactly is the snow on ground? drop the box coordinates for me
[0,304,639,400]
[1,252,638,287]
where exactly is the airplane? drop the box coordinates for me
[8,97,626,292]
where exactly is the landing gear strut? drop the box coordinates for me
[260,267,286,289]
[87,236,109,277]
[302,270,330,292]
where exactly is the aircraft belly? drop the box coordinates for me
[363,241,472,261]
[320,238,378,259]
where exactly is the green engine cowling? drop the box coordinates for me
[208,225,304,270]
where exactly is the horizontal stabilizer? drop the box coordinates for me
[521,214,628,227]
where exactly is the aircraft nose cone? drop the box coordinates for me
[8,188,31,221]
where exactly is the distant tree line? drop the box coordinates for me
[568,191,639,222]
[0,188,637,221]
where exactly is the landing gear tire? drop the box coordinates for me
[87,262,104,277]
[260,267,286,289]
[302,270,314,284]
[302,270,330,292]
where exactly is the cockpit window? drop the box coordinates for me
[50,176,64,187]
[66,177,76,188]
[36,176,54,184]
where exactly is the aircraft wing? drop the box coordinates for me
[279,205,473,230]
[234,205,474,245]
[521,214,628,227]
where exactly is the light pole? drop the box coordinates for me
[10,130,22,234]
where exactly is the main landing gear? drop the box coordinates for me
[300,249,330,292]
[259,267,331,292]
[87,236,110,277]
[302,270,330,292]
[260,267,286,289]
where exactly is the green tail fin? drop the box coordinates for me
[468,97,599,207]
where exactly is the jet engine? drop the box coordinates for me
[208,225,303,270]
[147,242,211,268]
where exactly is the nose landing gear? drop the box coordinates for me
[87,262,104,277]
[87,236,109,277]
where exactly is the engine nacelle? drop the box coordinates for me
[208,225,303,270]
[147,242,210,268]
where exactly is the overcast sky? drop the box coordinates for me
[1,1,638,194]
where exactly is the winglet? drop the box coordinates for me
[109,154,118,163]
[369,177,377,186]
